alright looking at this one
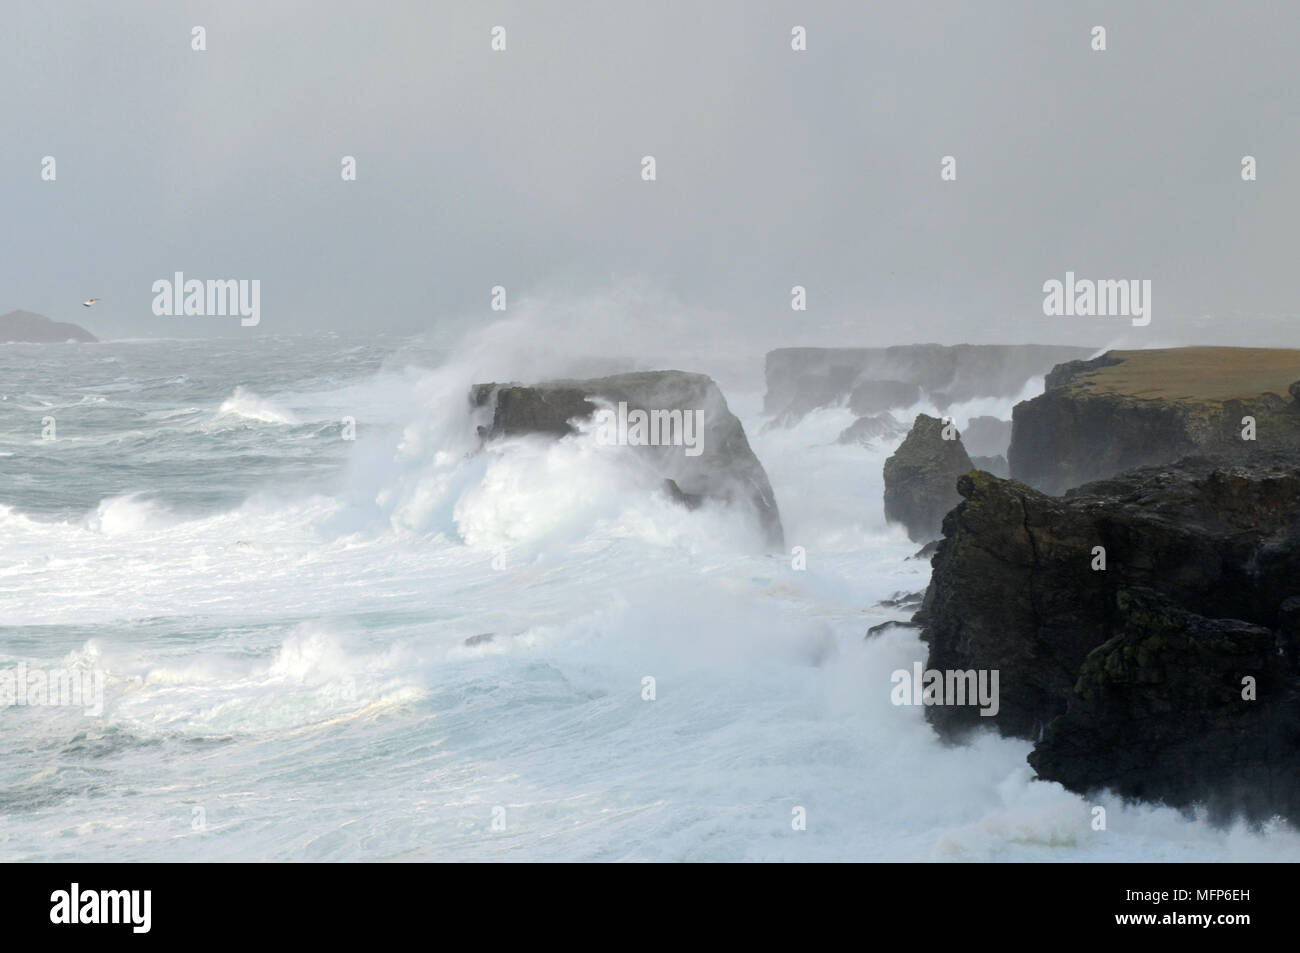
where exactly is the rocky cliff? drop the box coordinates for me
[469,371,784,550]
[0,310,97,343]
[1010,347,1300,494]
[764,344,1093,424]
[917,455,1300,820]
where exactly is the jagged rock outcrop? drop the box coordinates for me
[469,371,784,549]
[917,455,1300,820]
[882,414,973,542]
[764,344,1092,424]
[1028,588,1300,822]
[836,412,904,447]
[1010,347,1300,495]
[0,310,97,343]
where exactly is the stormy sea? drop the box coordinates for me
[2,328,1295,862]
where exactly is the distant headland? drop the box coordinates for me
[0,310,98,343]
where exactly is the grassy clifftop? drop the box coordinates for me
[1012,347,1300,495]
[1051,346,1300,402]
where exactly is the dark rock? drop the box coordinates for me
[869,592,927,637]
[866,619,921,638]
[476,384,592,438]
[1027,588,1300,822]
[1043,351,1125,390]
[919,455,1300,820]
[877,589,926,611]
[0,310,97,343]
[909,540,941,561]
[463,633,495,646]
[882,414,973,542]
[469,371,784,550]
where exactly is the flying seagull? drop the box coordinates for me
[82,298,99,307]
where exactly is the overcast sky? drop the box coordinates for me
[2,0,1297,356]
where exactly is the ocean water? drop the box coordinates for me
[1,332,1296,862]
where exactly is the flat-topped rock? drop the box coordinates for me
[469,371,784,550]
[1010,347,1300,494]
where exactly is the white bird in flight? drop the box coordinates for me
[82,298,98,307]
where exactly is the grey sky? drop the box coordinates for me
[2,0,1297,357]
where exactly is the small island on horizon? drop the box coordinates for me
[0,309,98,343]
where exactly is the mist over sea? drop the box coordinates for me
[1,331,1295,861]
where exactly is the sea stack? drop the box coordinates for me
[469,370,785,550]
[882,414,974,543]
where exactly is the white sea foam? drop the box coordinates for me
[214,386,300,425]
[0,331,1294,861]
[84,494,180,536]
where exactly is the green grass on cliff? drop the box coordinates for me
[1071,347,1300,402]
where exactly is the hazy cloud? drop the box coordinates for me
[2,0,1297,355]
